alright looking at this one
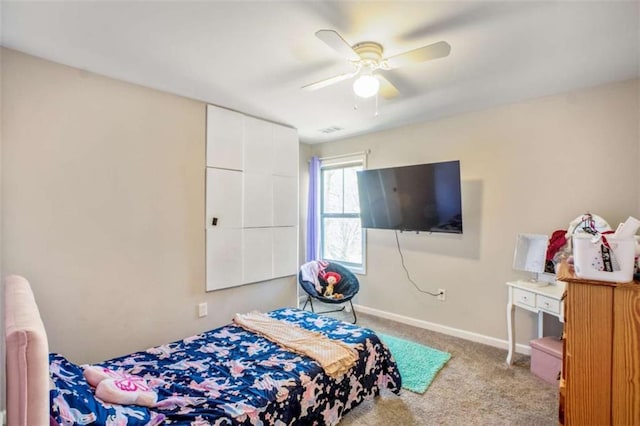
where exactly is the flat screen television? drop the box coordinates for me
[356,160,463,233]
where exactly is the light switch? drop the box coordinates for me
[198,302,208,318]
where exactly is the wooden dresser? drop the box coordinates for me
[558,264,640,425]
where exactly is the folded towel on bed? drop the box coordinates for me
[233,311,357,378]
[83,366,158,408]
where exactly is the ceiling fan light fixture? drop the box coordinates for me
[353,74,380,98]
[304,30,451,101]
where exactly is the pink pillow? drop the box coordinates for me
[5,275,50,426]
[83,366,157,407]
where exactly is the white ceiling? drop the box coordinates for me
[2,1,639,144]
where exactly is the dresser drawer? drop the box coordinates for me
[537,295,560,314]
[513,288,536,307]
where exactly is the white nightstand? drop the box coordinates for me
[506,280,565,365]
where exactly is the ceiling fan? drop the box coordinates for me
[303,29,451,99]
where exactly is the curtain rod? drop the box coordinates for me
[316,149,371,162]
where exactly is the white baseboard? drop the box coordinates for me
[0,410,5,426]
[353,304,531,356]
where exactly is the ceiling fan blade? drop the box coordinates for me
[316,29,360,61]
[302,71,358,91]
[384,41,451,69]
[376,74,399,99]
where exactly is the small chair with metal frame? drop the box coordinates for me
[298,261,360,324]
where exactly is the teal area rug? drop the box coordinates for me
[378,332,451,394]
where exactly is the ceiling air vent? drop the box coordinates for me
[318,126,344,134]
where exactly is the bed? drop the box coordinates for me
[4,275,401,425]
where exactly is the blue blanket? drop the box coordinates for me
[50,308,401,425]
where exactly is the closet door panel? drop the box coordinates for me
[243,228,273,284]
[273,226,298,278]
[206,168,243,229]
[243,173,273,228]
[206,229,243,290]
[206,105,244,170]
[244,117,274,175]
[272,125,299,177]
[273,175,298,227]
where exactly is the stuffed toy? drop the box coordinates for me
[321,271,344,299]
[83,365,158,407]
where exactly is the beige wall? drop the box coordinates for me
[310,79,640,345]
[1,48,297,366]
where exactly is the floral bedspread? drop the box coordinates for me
[50,308,401,425]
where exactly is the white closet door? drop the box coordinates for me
[206,105,244,170]
[205,104,299,291]
[272,125,298,177]
[206,168,243,229]
[243,173,273,228]
[243,228,273,284]
[243,116,274,174]
[206,229,243,290]
[272,175,298,227]
[273,226,298,278]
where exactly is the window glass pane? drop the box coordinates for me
[322,217,363,264]
[343,165,362,214]
[322,168,344,213]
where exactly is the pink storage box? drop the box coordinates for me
[530,336,562,385]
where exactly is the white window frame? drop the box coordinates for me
[319,154,367,275]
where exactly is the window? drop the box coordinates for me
[320,160,366,273]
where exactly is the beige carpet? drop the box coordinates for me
[327,309,558,426]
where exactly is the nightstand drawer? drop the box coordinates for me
[513,288,536,307]
[537,295,560,314]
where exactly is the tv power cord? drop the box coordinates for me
[395,230,444,297]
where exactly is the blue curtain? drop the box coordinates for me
[306,156,321,262]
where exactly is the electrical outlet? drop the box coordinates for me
[437,289,446,301]
[198,302,208,318]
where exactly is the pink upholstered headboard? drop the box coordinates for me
[5,275,51,426]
